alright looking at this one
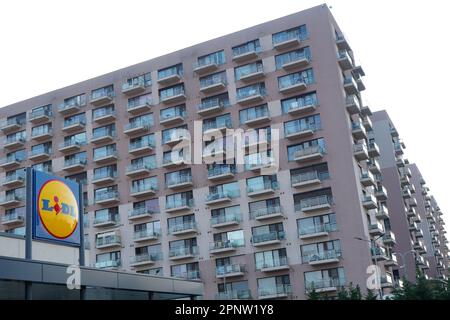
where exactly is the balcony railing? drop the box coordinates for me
[93,213,118,226]
[1,211,25,223]
[131,183,158,195]
[134,228,160,240]
[211,212,242,226]
[168,221,197,234]
[30,108,52,121]
[94,190,119,203]
[96,235,121,247]
[304,249,342,263]
[63,157,87,168]
[258,256,289,270]
[216,289,252,300]
[94,259,121,269]
[295,195,332,212]
[165,198,194,211]
[258,284,292,298]
[129,140,155,152]
[294,145,325,160]
[128,207,156,219]
[210,240,242,251]
[207,165,236,178]
[246,181,279,194]
[250,205,283,220]
[291,171,323,186]
[251,231,285,244]
[298,223,337,237]
[216,264,245,276]
[306,278,345,290]
[166,174,192,188]
[169,245,198,258]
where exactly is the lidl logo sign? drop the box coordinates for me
[32,170,81,246]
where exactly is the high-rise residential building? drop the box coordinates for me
[0,4,447,300]
[372,111,449,282]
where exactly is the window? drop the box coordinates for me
[65,172,87,185]
[239,104,269,124]
[132,199,160,215]
[211,205,242,225]
[196,50,225,67]
[171,262,199,279]
[64,113,86,127]
[294,187,333,212]
[272,25,308,44]
[94,185,118,201]
[4,113,26,126]
[129,134,155,150]
[232,39,261,57]
[244,149,274,171]
[169,238,198,256]
[163,149,187,165]
[31,124,52,137]
[93,164,117,180]
[61,94,86,109]
[131,177,158,193]
[158,64,183,80]
[32,160,52,173]
[165,169,192,186]
[287,138,326,161]
[161,125,187,144]
[128,93,151,109]
[134,221,161,237]
[217,281,250,299]
[249,197,281,219]
[291,163,330,185]
[63,132,87,145]
[166,191,194,209]
[234,61,263,81]
[284,114,321,136]
[301,240,342,263]
[304,267,346,289]
[93,124,116,139]
[199,93,230,111]
[160,105,186,122]
[202,114,232,132]
[94,207,119,224]
[95,251,121,268]
[124,73,151,88]
[135,244,162,261]
[251,223,284,243]
[30,104,52,119]
[168,214,196,233]
[6,130,26,143]
[130,155,156,171]
[93,144,116,160]
[212,230,245,247]
[246,175,278,193]
[128,113,153,128]
[281,92,318,114]
[91,85,114,100]
[4,149,26,163]
[278,69,314,89]
[64,151,87,166]
[31,142,52,156]
[275,47,311,69]
[255,248,287,270]
[257,275,291,296]
[208,182,240,199]
[92,104,115,120]
[199,71,227,88]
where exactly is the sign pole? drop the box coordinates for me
[78,183,86,300]
[25,167,33,300]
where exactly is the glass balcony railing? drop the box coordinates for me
[216,289,252,300]
[93,170,116,181]
[5,136,26,145]
[30,146,51,157]
[124,120,152,132]
[122,78,145,92]
[258,256,289,270]
[246,181,279,194]
[165,198,194,210]
[127,96,152,110]
[63,118,85,129]
[59,140,83,149]
[64,157,87,167]
[306,278,345,290]
[93,213,118,225]
[236,63,263,80]
[134,228,160,240]
[130,253,160,265]
[0,193,25,204]
[250,205,283,219]
[206,190,233,203]
[294,145,325,159]
[207,165,236,178]
[258,284,292,298]
[168,221,197,234]
[198,98,228,112]
[93,149,117,161]
[129,139,155,151]
[203,118,232,133]
[58,98,86,112]
[200,74,227,89]
[166,174,192,187]
[4,172,25,184]
[31,126,52,137]
[299,223,337,236]
[95,259,121,269]
[131,182,158,194]
[169,245,198,258]
[96,235,121,247]
[210,239,242,251]
[30,108,52,120]
[251,231,285,244]
[128,206,157,218]
[91,89,115,102]
[285,122,319,136]
[160,86,185,101]
[126,161,155,173]
[94,190,119,203]
[216,264,245,276]
[93,128,115,140]
[291,170,324,185]
[1,211,25,223]
[236,86,265,101]
[211,212,242,226]
[304,249,342,263]
[295,195,332,211]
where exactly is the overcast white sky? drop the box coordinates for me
[1,0,449,226]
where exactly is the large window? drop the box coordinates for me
[284,114,321,136]
[158,63,183,80]
[232,39,261,57]
[301,240,342,263]
[255,248,287,270]
[272,25,308,44]
[196,50,225,67]
[278,69,315,90]
[287,138,326,161]
[275,47,311,69]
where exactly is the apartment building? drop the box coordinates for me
[0,4,418,299]
[372,111,449,282]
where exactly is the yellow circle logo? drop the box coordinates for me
[37,179,79,239]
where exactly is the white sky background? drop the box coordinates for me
[1,0,449,226]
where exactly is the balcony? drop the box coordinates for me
[0,157,22,170]
[62,158,87,172]
[279,78,307,94]
[197,100,225,116]
[353,143,369,161]
[93,150,118,164]
[203,119,232,136]
[307,250,342,266]
[337,50,353,70]
[31,128,53,141]
[282,54,310,70]
[162,156,188,168]
[62,119,85,133]
[58,140,82,153]
[133,229,160,242]
[406,206,417,218]
[199,77,227,94]
[247,181,278,198]
[193,59,219,75]
[165,199,194,213]
[244,110,271,126]
[414,240,426,254]
[294,146,325,163]
[90,91,114,106]
[286,100,317,115]
[2,173,25,188]
[295,195,332,213]
[250,205,284,221]
[205,190,233,206]
[0,194,24,207]
[96,235,121,249]
[128,207,154,220]
[351,120,367,140]
[168,246,198,260]
[160,110,185,126]
[369,222,384,236]
[236,88,264,105]
[164,131,189,146]
[29,109,52,124]
[93,109,116,124]
[371,246,388,261]
[94,259,121,270]
[238,65,265,82]
[394,143,404,156]
[130,184,157,197]
[260,257,290,273]
[375,186,388,201]
[343,76,358,95]
[368,142,380,157]
[29,148,51,161]
[273,32,300,50]
[129,140,154,155]
[168,221,197,236]
[376,205,390,219]
[380,275,394,289]
[285,123,316,140]
[336,33,350,51]
[130,254,157,268]
[362,194,377,209]
[160,88,186,104]
[360,171,375,187]
[251,231,285,247]
[91,130,115,144]
[3,136,25,149]
[291,171,322,188]
[207,166,235,181]
[396,157,405,168]
[216,264,245,278]
[402,187,412,199]
[383,231,396,245]
[92,171,116,185]
[1,211,25,226]
[216,289,252,300]
[127,97,152,114]
[93,214,118,228]
[122,79,146,95]
[211,213,241,228]
[385,253,399,267]
[209,240,240,254]
[408,198,418,207]
[345,95,361,115]
[58,100,85,115]
[94,191,120,205]
[306,278,345,293]
[157,71,182,86]
[258,285,291,300]
[125,163,152,177]
[233,46,259,62]
[367,159,381,175]
[123,121,151,136]
[299,223,336,240]
[362,116,372,131]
